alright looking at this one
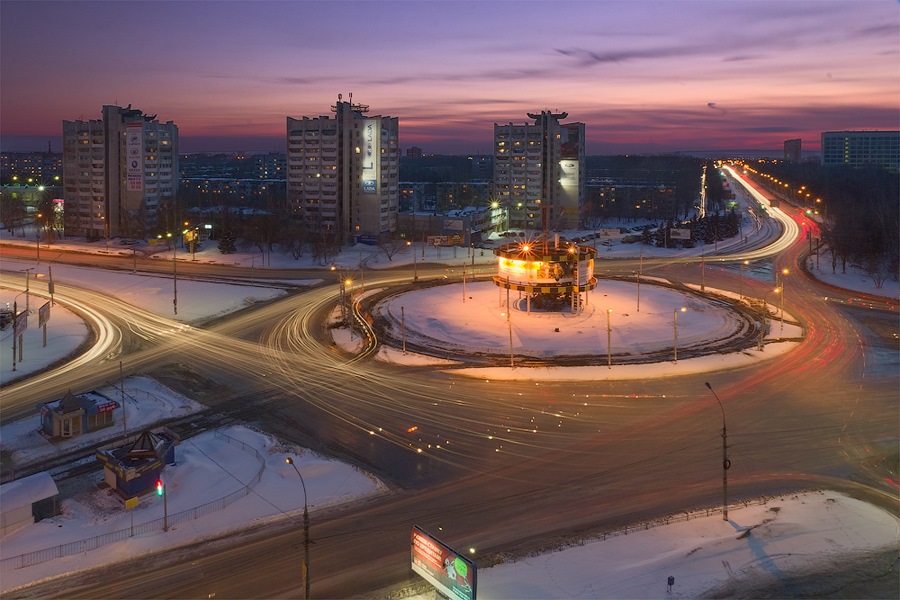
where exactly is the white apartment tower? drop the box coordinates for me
[493,111,585,231]
[287,95,400,245]
[62,105,178,239]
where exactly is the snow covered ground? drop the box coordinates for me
[1,202,897,597]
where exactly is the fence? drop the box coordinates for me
[1,429,266,572]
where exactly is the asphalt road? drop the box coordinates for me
[1,207,897,599]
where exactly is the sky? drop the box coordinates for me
[1,0,898,155]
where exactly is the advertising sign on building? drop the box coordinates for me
[443,219,464,231]
[670,228,692,240]
[361,118,380,194]
[126,123,143,192]
[411,526,476,600]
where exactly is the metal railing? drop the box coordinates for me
[1,429,265,572]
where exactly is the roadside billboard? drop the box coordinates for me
[411,526,476,600]
[13,308,27,334]
[670,228,692,240]
[38,302,51,327]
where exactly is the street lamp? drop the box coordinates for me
[758,287,781,351]
[36,212,42,262]
[21,268,34,312]
[777,269,789,335]
[673,307,686,363]
[606,308,613,369]
[406,240,418,282]
[704,382,730,521]
[738,260,749,301]
[285,457,310,600]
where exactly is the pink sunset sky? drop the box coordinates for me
[1,0,898,155]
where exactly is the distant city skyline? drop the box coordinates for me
[2,1,898,155]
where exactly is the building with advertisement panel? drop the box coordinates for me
[62,105,178,239]
[287,95,400,245]
[493,111,585,231]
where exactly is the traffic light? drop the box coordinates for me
[156,480,164,496]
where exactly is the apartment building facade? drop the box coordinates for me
[493,111,585,231]
[287,96,400,245]
[62,105,178,239]
[820,130,899,170]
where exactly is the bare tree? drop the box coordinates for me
[378,236,408,262]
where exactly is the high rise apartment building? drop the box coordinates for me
[493,111,585,231]
[63,105,178,239]
[783,138,801,163]
[287,96,399,244]
[820,130,899,170]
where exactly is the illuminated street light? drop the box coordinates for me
[758,287,781,351]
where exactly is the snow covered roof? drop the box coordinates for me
[0,472,58,512]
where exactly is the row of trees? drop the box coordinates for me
[751,162,899,287]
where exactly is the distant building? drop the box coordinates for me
[396,204,501,246]
[783,139,801,163]
[62,104,179,239]
[493,111,585,231]
[820,130,900,170]
[406,146,423,158]
[400,182,430,212]
[434,181,491,211]
[287,95,400,245]
[1,150,62,184]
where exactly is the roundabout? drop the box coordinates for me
[355,276,803,373]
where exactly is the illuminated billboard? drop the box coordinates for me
[361,118,380,195]
[411,526,476,600]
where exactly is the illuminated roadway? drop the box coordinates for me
[2,172,897,598]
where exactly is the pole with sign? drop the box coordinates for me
[38,301,50,347]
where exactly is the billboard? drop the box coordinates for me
[13,309,27,334]
[559,123,581,160]
[361,118,380,195]
[443,219,464,232]
[126,123,143,192]
[38,301,51,327]
[411,526,476,600]
[670,228,692,240]
[599,228,619,238]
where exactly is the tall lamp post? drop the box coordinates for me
[606,308,613,369]
[673,307,686,363]
[757,287,780,351]
[777,268,789,335]
[738,260,749,301]
[285,457,310,600]
[21,268,34,312]
[704,382,730,521]
[406,240,418,282]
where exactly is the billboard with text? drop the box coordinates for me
[411,526,476,600]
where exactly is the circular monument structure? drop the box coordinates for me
[493,238,597,313]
